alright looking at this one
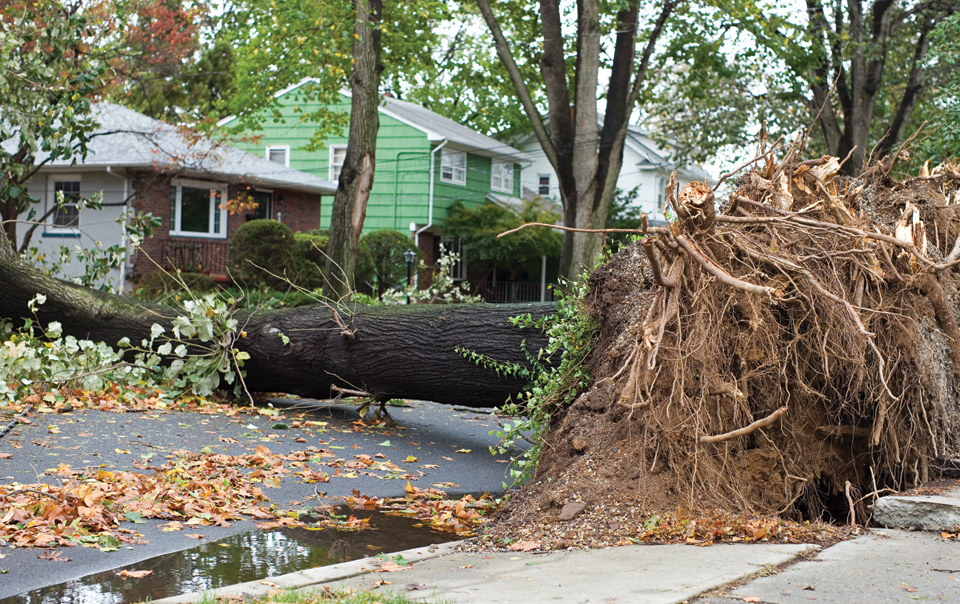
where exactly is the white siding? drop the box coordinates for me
[20,171,130,291]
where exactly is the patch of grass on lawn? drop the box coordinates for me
[197,585,448,604]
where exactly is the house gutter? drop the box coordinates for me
[415,139,448,249]
[105,167,129,293]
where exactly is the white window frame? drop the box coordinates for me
[440,149,467,186]
[656,175,667,212]
[329,145,347,182]
[266,145,290,167]
[447,238,467,281]
[46,175,82,234]
[537,174,551,197]
[491,160,514,193]
[169,178,229,239]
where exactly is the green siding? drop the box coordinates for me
[228,86,522,235]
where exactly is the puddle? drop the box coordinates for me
[10,507,456,604]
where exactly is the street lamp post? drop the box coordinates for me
[403,248,416,305]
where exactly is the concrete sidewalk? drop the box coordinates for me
[151,541,817,604]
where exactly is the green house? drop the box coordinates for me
[218,79,532,269]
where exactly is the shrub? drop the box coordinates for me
[356,230,420,299]
[135,271,216,302]
[228,219,295,289]
[290,230,329,289]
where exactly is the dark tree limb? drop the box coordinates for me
[0,238,554,408]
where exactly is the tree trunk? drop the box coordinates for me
[0,236,554,408]
[323,0,384,301]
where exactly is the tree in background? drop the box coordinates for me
[219,0,444,300]
[355,230,421,299]
[475,0,679,283]
[443,199,562,289]
[0,1,102,248]
[922,12,960,162]
[647,1,957,173]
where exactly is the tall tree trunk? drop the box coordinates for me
[0,233,553,408]
[323,0,384,300]
[476,0,674,284]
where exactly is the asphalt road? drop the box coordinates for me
[0,398,521,600]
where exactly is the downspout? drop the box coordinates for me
[415,139,448,249]
[105,167,129,293]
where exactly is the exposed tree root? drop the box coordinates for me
[499,153,960,532]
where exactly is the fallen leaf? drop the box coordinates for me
[458,564,475,569]
[405,455,418,463]
[158,521,183,531]
[442,456,455,461]
[219,437,239,444]
[406,582,428,591]
[377,561,411,572]
[0,453,11,459]
[260,580,276,586]
[114,449,130,455]
[119,570,153,578]
[901,585,918,593]
[47,426,61,435]
[455,449,471,454]
[742,598,761,603]
[508,541,541,552]
[37,551,70,562]
[186,534,205,539]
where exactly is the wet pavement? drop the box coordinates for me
[0,398,519,600]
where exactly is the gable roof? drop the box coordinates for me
[33,103,338,195]
[218,79,532,165]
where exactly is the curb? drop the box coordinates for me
[148,541,465,603]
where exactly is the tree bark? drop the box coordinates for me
[323,0,384,301]
[476,0,675,283]
[0,237,554,408]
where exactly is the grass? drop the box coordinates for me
[196,585,449,604]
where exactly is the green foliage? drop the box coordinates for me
[135,272,217,301]
[1,288,252,405]
[228,219,296,289]
[605,186,648,251]
[443,200,562,280]
[220,0,447,146]
[381,247,482,305]
[0,1,103,236]
[290,230,329,289]
[924,14,960,163]
[355,230,419,298]
[459,270,598,487]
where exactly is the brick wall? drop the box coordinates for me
[129,171,322,280]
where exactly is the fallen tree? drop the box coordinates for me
[486,152,960,545]
[0,237,554,408]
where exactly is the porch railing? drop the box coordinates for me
[481,280,556,304]
[159,238,230,275]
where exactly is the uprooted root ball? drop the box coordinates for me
[491,156,960,545]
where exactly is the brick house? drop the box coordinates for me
[20,103,337,289]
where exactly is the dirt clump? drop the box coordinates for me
[483,155,960,550]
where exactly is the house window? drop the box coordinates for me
[538,175,550,196]
[266,145,289,166]
[169,179,228,238]
[51,180,81,229]
[446,238,467,281]
[491,160,513,193]
[249,190,273,221]
[440,149,466,185]
[330,146,347,181]
[657,175,667,211]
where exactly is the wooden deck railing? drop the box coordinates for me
[159,238,230,275]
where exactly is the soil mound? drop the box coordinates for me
[486,155,960,549]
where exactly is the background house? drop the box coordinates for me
[516,122,713,223]
[219,80,533,274]
[19,103,337,289]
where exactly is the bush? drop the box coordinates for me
[290,230,329,289]
[228,219,295,289]
[356,230,421,299]
[135,271,216,302]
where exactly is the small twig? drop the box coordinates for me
[498,222,669,239]
[844,480,857,527]
[330,385,373,398]
[699,406,788,444]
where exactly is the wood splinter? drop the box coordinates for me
[699,406,788,444]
